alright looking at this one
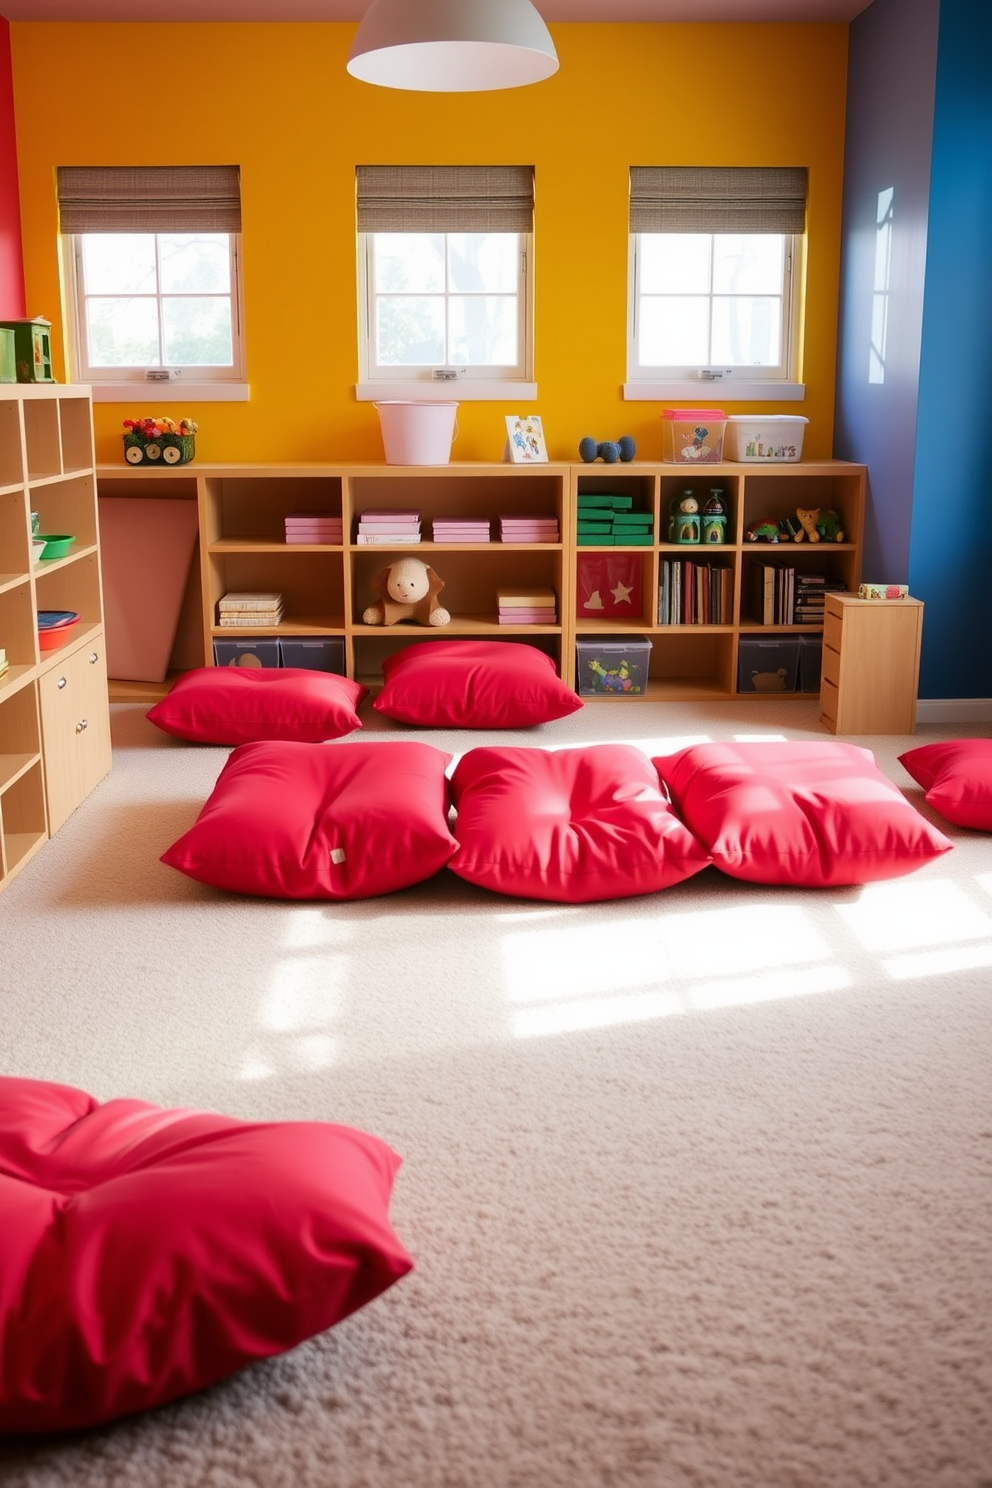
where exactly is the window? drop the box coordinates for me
[57,166,245,395]
[356,166,534,397]
[626,166,807,398]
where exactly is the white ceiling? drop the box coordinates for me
[0,0,876,23]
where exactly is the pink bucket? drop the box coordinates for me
[374,401,459,465]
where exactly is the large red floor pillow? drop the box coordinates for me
[652,739,953,887]
[0,1075,413,1434]
[162,739,456,899]
[373,640,584,728]
[898,738,992,829]
[146,666,368,746]
[448,743,711,902]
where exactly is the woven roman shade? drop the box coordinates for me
[57,166,242,234]
[356,165,534,234]
[629,166,807,234]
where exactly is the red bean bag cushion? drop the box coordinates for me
[652,740,953,887]
[0,1075,412,1434]
[898,738,992,829]
[146,666,368,745]
[448,743,711,902]
[161,739,456,899]
[373,640,583,728]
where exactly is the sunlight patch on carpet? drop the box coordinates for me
[883,941,992,980]
[836,879,992,953]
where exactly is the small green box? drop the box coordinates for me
[0,328,15,383]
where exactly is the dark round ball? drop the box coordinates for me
[578,436,598,462]
[599,441,620,464]
[617,435,636,462]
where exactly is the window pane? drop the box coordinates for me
[159,234,230,294]
[162,297,233,366]
[373,234,444,293]
[639,234,710,294]
[711,296,781,365]
[81,234,157,295]
[639,296,709,365]
[85,297,159,366]
[449,296,517,365]
[376,297,445,365]
[711,236,783,295]
[447,234,518,292]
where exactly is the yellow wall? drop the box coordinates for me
[11,21,848,465]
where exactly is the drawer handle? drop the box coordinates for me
[76,718,88,733]
[57,676,67,690]
[89,652,100,665]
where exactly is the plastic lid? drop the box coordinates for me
[659,408,727,419]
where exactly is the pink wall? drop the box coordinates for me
[0,17,26,318]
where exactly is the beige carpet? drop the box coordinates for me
[1,698,991,1488]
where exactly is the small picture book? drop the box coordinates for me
[504,415,548,464]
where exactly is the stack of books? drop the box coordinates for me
[752,565,846,625]
[355,510,422,545]
[432,516,491,543]
[217,591,284,627]
[577,493,654,546]
[793,573,846,622]
[658,561,733,626]
[496,586,558,624]
[498,514,559,543]
[284,511,342,545]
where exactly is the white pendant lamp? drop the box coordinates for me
[346,0,559,92]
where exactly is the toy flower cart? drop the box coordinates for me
[123,416,198,466]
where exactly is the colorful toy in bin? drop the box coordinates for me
[123,417,197,466]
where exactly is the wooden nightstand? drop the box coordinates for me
[819,593,924,734]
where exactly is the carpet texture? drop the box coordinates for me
[1,698,990,1488]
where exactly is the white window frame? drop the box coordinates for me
[63,230,248,403]
[355,230,535,402]
[625,230,805,402]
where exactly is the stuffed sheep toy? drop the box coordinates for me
[362,556,450,627]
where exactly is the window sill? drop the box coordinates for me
[355,381,537,403]
[90,383,250,403]
[624,381,806,403]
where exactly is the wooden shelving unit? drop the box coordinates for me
[96,457,866,704]
[0,385,111,894]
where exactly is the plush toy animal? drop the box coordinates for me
[578,436,636,464]
[794,506,845,544]
[362,556,450,627]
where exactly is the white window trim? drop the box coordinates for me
[357,231,533,393]
[625,231,805,398]
[63,232,248,395]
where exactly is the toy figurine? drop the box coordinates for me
[668,490,701,545]
[701,489,727,545]
[578,436,636,464]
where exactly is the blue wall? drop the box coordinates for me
[908,0,992,697]
[837,0,992,700]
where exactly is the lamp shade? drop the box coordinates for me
[346,0,559,92]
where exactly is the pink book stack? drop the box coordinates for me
[284,511,343,545]
[496,586,558,625]
[499,514,559,544]
[355,510,422,545]
[431,516,491,543]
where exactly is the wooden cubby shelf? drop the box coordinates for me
[0,385,111,895]
[96,456,866,705]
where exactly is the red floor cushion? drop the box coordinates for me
[146,666,368,745]
[0,1075,413,1434]
[373,640,584,728]
[652,740,953,887]
[162,739,456,899]
[898,738,992,829]
[449,743,711,902]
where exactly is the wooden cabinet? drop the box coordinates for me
[38,640,112,835]
[0,385,110,894]
[819,593,923,734]
[95,457,866,703]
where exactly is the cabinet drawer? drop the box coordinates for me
[819,675,839,733]
[822,610,844,656]
[820,643,841,689]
